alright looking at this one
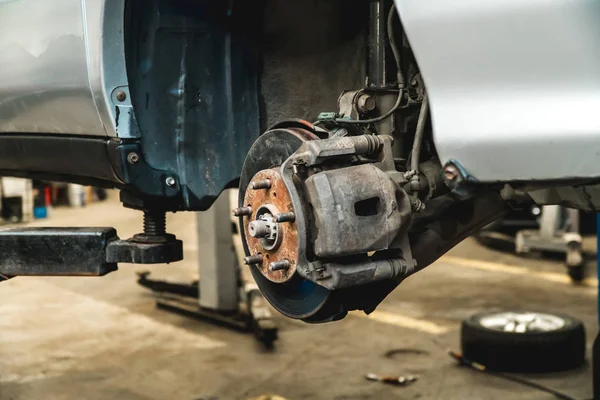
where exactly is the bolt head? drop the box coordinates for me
[443,165,459,182]
[165,177,176,187]
[127,152,140,164]
[357,94,376,112]
[116,91,127,102]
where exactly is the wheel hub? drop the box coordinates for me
[243,168,298,283]
[237,126,335,321]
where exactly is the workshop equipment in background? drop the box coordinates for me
[137,272,277,346]
[0,177,33,223]
[0,179,109,222]
[137,191,278,346]
[32,181,49,219]
[67,184,86,207]
[449,351,579,400]
[461,311,586,373]
[516,206,584,281]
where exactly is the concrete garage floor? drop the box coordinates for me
[0,193,597,400]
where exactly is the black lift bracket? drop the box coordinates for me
[0,227,183,277]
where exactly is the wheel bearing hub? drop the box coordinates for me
[243,168,299,283]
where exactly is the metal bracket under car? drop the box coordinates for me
[138,274,278,347]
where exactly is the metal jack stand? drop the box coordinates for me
[137,192,278,346]
[516,206,584,281]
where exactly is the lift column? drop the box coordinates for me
[197,192,239,312]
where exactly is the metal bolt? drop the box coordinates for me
[275,212,295,223]
[232,207,252,217]
[165,177,176,187]
[248,220,271,238]
[443,164,460,182]
[127,152,140,165]
[410,197,426,213]
[409,174,422,193]
[251,179,272,190]
[292,163,307,176]
[116,91,127,102]
[357,93,376,113]
[269,260,290,271]
[410,78,418,87]
[143,210,166,236]
[244,254,263,265]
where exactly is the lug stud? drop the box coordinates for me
[232,207,252,217]
[275,212,295,223]
[251,179,272,190]
[244,254,263,265]
[269,260,291,271]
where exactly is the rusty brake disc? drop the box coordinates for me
[238,124,339,321]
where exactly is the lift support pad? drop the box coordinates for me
[0,227,118,276]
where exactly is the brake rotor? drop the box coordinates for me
[238,124,338,321]
[243,168,298,283]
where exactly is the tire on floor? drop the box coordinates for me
[461,311,586,373]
